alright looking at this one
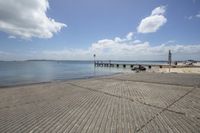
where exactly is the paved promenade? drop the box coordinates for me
[0,73,200,132]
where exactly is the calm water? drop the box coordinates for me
[0,60,166,87]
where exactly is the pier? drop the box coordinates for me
[94,61,167,68]
[94,61,200,69]
[94,61,172,70]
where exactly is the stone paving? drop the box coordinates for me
[0,73,200,132]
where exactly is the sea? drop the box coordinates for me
[0,60,166,87]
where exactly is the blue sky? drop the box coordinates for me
[0,0,200,60]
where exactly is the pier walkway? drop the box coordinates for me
[94,61,200,69]
[0,73,200,132]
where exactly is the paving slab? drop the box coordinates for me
[140,109,200,133]
[0,83,160,133]
[168,88,200,119]
[0,73,200,132]
[71,78,193,109]
[108,73,200,87]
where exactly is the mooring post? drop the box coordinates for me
[93,54,96,67]
[130,65,134,68]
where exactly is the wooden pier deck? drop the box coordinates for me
[94,62,167,68]
[94,62,200,69]
[0,73,200,132]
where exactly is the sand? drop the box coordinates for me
[0,73,200,132]
[147,62,200,74]
[158,67,200,74]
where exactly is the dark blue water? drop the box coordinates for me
[0,60,166,87]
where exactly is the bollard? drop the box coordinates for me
[130,65,134,68]
[148,66,151,69]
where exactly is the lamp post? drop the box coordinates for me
[93,54,96,66]
[168,50,172,72]
[93,54,96,76]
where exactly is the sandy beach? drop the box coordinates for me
[157,62,200,74]
[158,67,200,74]
[0,72,200,132]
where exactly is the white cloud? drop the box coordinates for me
[196,12,200,18]
[137,6,167,33]
[186,12,200,20]
[151,6,166,16]
[89,38,200,60]
[185,16,193,20]
[137,16,167,33]
[1,33,200,61]
[39,43,200,61]
[0,0,66,39]
[42,49,91,60]
[114,32,134,42]
[126,32,134,40]
[33,34,200,61]
[166,40,176,44]
[8,36,16,39]
[133,40,141,44]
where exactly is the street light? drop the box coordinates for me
[93,54,96,66]
[168,50,172,72]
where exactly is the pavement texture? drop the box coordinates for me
[0,73,200,133]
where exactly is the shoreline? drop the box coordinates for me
[0,72,123,89]
[1,66,200,88]
[0,64,200,88]
[1,69,200,89]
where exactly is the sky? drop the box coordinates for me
[0,0,200,61]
